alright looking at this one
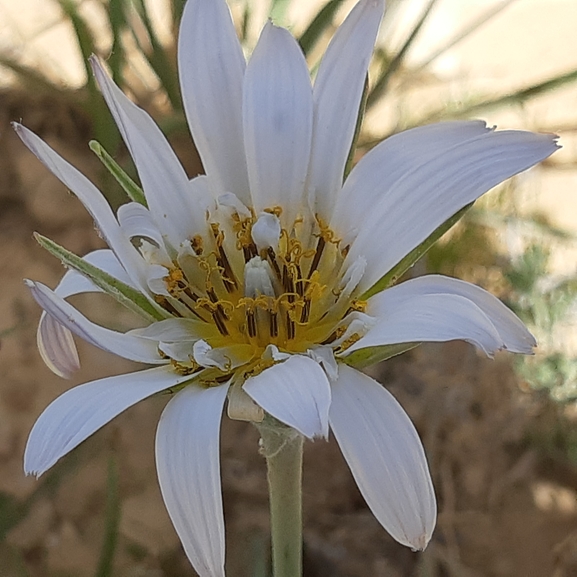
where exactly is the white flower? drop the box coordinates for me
[16,0,558,574]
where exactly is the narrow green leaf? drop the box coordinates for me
[361,202,474,300]
[107,0,129,85]
[89,140,147,206]
[298,0,347,55]
[94,457,121,577]
[367,0,440,108]
[131,0,182,110]
[57,0,119,154]
[343,342,420,369]
[35,233,165,322]
[415,65,577,127]
[343,75,369,181]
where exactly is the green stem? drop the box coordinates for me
[258,419,304,577]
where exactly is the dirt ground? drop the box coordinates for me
[1,92,577,577]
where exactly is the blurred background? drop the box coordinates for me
[1,0,577,575]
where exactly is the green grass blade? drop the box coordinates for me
[367,0,440,109]
[413,0,518,73]
[94,457,121,577]
[361,202,474,300]
[343,75,369,181]
[89,140,147,206]
[298,0,347,55]
[35,233,166,322]
[107,0,129,85]
[131,0,182,110]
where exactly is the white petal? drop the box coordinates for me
[25,366,188,476]
[37,316,80,379]
[251,212,281,253]
[307,346,339,381]
[344,128,559,292]
[117,202,167,249]
[27,280,164,364]
[244,355,331,439]
[308,0,384,220]
[91,58,209,246]
[371,275,536,353]
[329,364,436,550]
[178,0,250,205]
[332,121,491,231]
[243,22,313,227]
[345,292,503,357]
[156,383,228,577]
[13,124,149,292]
[37,249,137,378]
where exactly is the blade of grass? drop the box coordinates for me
[412,0,518,73]
[131,0,182,110]
[298,0,347,56]
[420,66,577,124]
[94,457,121,577]
[343,75,369,181]
[107,0,129,86]
[57,0,119,153]
[367,0,440,109]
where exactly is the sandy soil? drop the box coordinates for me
[1,91,577,577]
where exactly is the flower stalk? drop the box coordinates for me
[258,418,304,577]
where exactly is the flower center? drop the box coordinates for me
[145,208,368,380]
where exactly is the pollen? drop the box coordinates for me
[149,209,368,381]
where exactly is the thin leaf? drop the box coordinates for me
[361,202,474,300]
[367,0,440,109]
[94,457,121,577]
[343,342,420,369]
[421,66,577,124]
[89,140,147,206]
[131,0,182,110]
[343,75,369,181]
[35,233,165,322]
[107,0,129,85]
[298,0,347,56]
[412,0,518,73]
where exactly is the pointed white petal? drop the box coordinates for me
[178,0,250,204]
[343,128,559,292]
[332,121,492,232]
[329,365,436,550]
[38,249,136,378]
[156,383,228,577]
[371,275,536,353]
[91,58,208,245]
[244,355,331,439]
[37,316,80,379]
[308,0,384,220]
[13,124,149,292]
[25,366,187,476]
[345,292,503,357]
[243,22,313,227]
[117,202,166,248]
[27,280,164,364]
